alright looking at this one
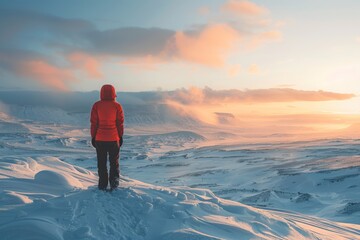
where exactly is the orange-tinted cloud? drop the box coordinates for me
[67,52,103,79]
[17,60,74,90]
[115,23,280,68]
[116,1,281,68]
[170,24,241,67]
[222,0,268,16]
[164,87,355,105]
[0,7,284,85]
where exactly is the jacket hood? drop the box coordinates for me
[100,84,117,101]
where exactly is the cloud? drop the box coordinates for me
[89,25,243,68]
[16,60,75,91]
[163,87,355,105]
[94,23,267,68]
[0,49,58,89]
[171,24,241,67]
[222,0,268,16]
[86,27,175,56]
[0,49,98,90]
[0,9,97,89]
[67,52,103,79]
[0,9,94,45]
[0,7,283,89]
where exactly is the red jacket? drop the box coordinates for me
[90,85,124,141]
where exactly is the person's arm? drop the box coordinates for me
[116,104,124,145]
[90,103,98,147]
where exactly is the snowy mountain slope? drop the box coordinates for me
[0,92,360,239]
[0,127,359,240]
[1,159,359,240]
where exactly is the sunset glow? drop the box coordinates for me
[1,2,360,238]
[0,0,359,135]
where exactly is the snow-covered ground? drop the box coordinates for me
[0,92,359,239]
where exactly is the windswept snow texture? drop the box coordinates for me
[0,92,359,239]
[1,177,359,240]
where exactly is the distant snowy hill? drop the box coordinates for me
[0,91,201,127]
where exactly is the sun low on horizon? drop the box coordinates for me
[1,0,360,126]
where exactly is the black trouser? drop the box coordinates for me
[95,141,120,190]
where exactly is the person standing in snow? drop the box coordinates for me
[90,84,124,191]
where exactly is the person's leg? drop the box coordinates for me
[96,141,108,190]
[108,141,120,189]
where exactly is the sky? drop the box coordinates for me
[0,0,360,117]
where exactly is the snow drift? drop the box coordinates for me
[2,173,359,240]
[0,155,359,240]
